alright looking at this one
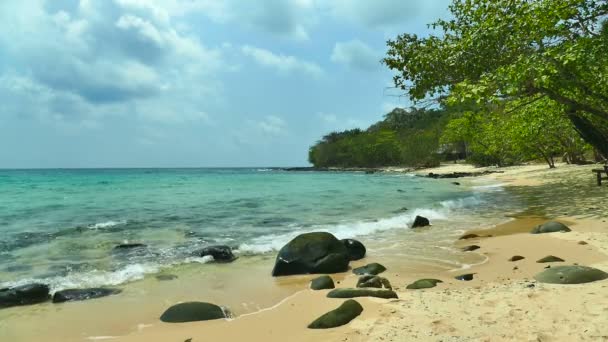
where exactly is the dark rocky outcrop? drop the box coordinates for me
[52,288,122,303]
[113,243,147,250]
[155,274,178,281]
[530,221,571,234]
[462,245,480,252]
[0,283,50,308]
[308,299,363,329]
[340,239,366,261]
[509,255,525,262]
[536,255,565,263]
[406,279,443,290]
[356,275,392,289]
[352,263,386,276]
[160,302,229,323]
[458,233,480,240]
[327,288,398,299]
[195,245,237,262]
[271,232,350,276]
[424,171,502,179]
[534,266,608,284]
[310,275,335,290]
[412,216,430,228]
[455,273,475,281]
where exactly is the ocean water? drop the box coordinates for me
[0,168,516,292]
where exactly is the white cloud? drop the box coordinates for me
[331,40,380,71]
[242,45,323,77]
[257,116,288,135]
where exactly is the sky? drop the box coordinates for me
[0,0,450,168]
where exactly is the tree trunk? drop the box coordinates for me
[567,111,608,159]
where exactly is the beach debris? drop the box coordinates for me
[509,255,525,262]
[194,245,237,262]
[308,299,363,329]
[327,288,398,299]
[458,233,480,240]
[536,255,565,263]
[534,266,608,284]
[406,279,443,290]
[0,283,50,308]
[272,232,350,276]
[530,221,571,234]
[52,288,122,303]
[578,241,588,245]
[160,302,230,323]
[462,245,480,252]
[412,215,430,228]
[455,273,475,281]
[353,262,387,275]
[155,274,178,281]
[340,238,366,261]
[310,275,335,290]
[357,275,392,289]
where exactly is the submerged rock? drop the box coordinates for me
[530,221,571,234]
[340,239,366,261]
[310,275,335,290]
[459,233,480,240]
[406,279,443,290]
[412,215,430,228]
[356,275,392,289]
[455,273,475,281]
[308,299,363,329]
[536,255,565,263]
[0,283,50,308]
[509,255,525,262]
[462,245,480,252]
[534,266,608,284]
[327,288,398,299]
[352,263,386,276]
[155,274,178,281]
[272,232,350,276]
[160,302,229,323]
[113,243,147,250]
[195,245,237,262]
[52,288,122,303]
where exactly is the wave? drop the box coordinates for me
[88,220,127,229]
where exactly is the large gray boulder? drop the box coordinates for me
[0,283,50,308]
[534,266,608,284]
[160,302,229,323]
[272,232,350,276]
[52,288,121,303]
[412,215,430,228]
[531,221,571,234]
[195,245,237,262]
[327,288,398,299]
[308,299,363,329]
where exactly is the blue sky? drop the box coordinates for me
[0,0,450,168]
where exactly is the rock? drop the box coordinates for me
[160,302,229,323]
[406,279,443,290]
[452,182,461,185]
[455,273,475,281]
[352,263,386,276]
[412,215,430,228]
[578,241,588,245]
[308,299,363,329]
[0,283,50,308]
[113,243,147,250]
[310,275,335,290]
[509,255,525,262]
[195,245,237,262]
[327,288,398,299]
[271,232,350,276]
[530,221,571,234]
[462,245,480,252]
[340,239,366,261]
[356,275,392,289]
[536,255,565,263]
[156,274,178,281]
[459,233,480,240]
[534,266,608,284]
[52,288,122,303]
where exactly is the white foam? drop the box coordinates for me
[88,220,127,229]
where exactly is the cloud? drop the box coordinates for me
[331,40,380,71]
[257,116,288,136]
[242,45,323,77]
[316,112,369,131]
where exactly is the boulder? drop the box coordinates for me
[455,273,475,281]
[462,245,480,252]
[52,288,122,303]
[308,299,363,329]
[352,263,386,276]
[356,275,392,289]
[578,241,588,245]
[195,245,237,262]
[459,234,480,240]
[509,255,525,262]
[534,266,608,284]
[271,232,350,276]
[406,279,443,290]
[530,221,571,234]
[340,239,366,261]
[160,302,229,323]
[412,215,430,228]
[327,288,398,299]
[310,275,335,290]
[0,283,50,308]
[536,255,565,263]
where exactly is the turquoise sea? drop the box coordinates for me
[0,168,518,292]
